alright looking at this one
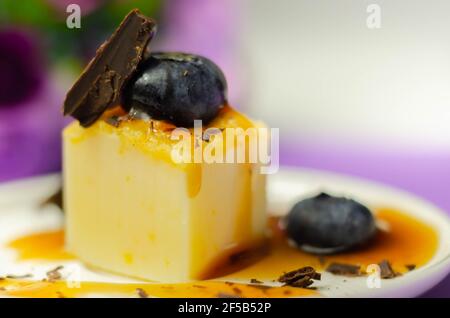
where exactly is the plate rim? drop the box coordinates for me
[0,168,449,298]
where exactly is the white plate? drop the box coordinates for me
[0,168,449,298]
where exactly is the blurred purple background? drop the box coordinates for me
[0,0,449,297]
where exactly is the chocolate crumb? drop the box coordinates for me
[46,266,64,282]
[136,288,148,298]
[6,273,32,279]
[278,266,321,288]
[224,281,235,286]
[405,264,416,272]
[192,284,206,289]
[326,263,362,277]
[379,260,401,279]
[41,188,63,210]
[250,278,263,284]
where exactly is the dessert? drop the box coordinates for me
[62,10,266,282]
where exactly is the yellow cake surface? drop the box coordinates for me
[63,106,267,282]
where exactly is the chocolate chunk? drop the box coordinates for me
[278,266,321,284]
[278,266,321,288]
[405,264,416,271]
[326,262,362,276]
[63,9,156,127]
[379,260,401,279]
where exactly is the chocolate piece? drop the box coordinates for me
[278,266,321,284]
[278,266,321,289]
[379,260,401,279]
[41,188,63,210]
[250,278,263,284]
[192,285,206,289]
[63,9,156,127]
[405,264,416,271]
[288,276,315,288]
[6,273,32,279]
[46,265,64,282]
[105,115,122,127]
[326,262,362,276]
[136,288,148,298]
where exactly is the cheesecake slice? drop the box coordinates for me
[62,9,267,282]
[63,106,267,282]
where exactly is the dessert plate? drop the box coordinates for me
[0,167,449,298]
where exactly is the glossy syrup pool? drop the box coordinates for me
[0,208,438,298]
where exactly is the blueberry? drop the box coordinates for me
[124,52,227,126]
[284,193,377,254]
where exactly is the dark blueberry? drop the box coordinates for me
[284,193,377,254]
[124,52,227,126]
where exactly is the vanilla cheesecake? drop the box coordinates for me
[62,10,267,282]
[63,107,266,282]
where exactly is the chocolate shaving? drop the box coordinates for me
[6,273,32,279]
[41,188,63,210]
[63,9,156,127]
[326,263,362,277]
[279,266,321,283]
[288,276,314,288]
[278,266,321,288]
[136,288,148,298]
[250,278,263,284]
[46,266,64,282]
[379,260,401,279]
[405,264,416,272]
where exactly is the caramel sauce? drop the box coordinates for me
[0,208,438,298]
[0,279,313,298]
[220,208,438,280]
[7,230,74,261]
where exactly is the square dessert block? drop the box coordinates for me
[63,108,266,282]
